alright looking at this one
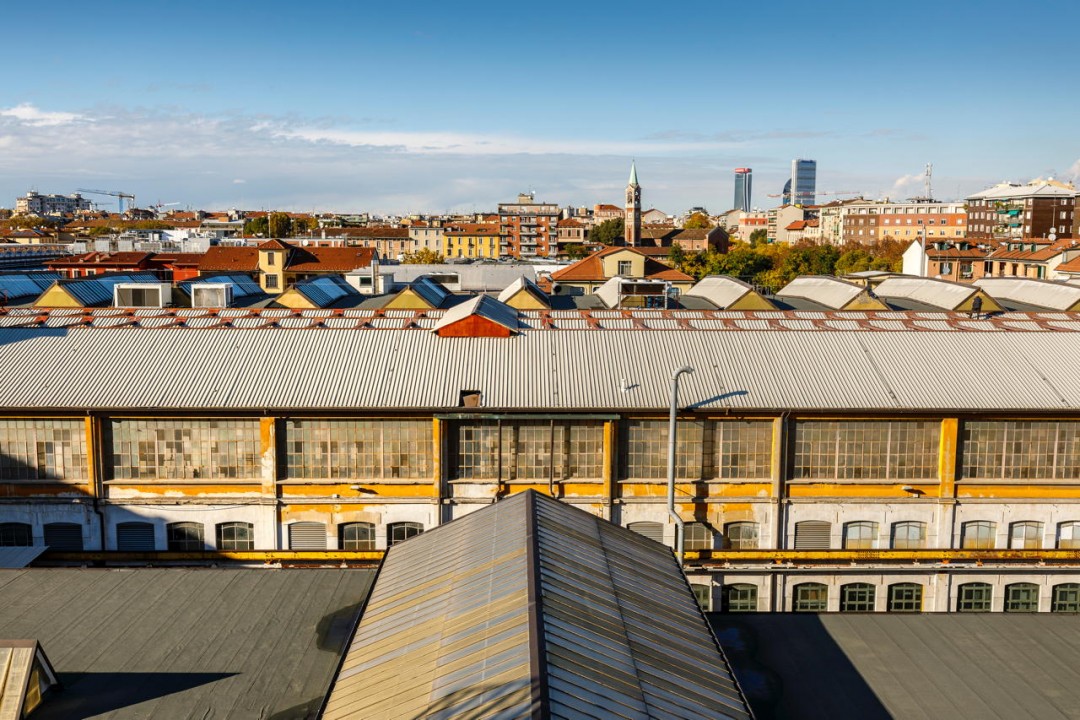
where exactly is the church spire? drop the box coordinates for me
[628,160,639,187]
[625,161,641,246]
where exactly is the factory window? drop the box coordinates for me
[108,419,262,481]
[43,523,83,551]
[843,521,879,550]
[690,583,711,610]
[683,522,713,551]
[887,583,923,612]
[961,521,997,549]
[724,522,759,550]
[891,521,926,549]
[216,522,254,551]
[961,421,1080,480]
[1009,521,1043,549]
[167,522,205,551]
[339,522,376,551]
[285,419,431,481]
[388,522,423,547]
[1057,522,1080,549]
[1052,584,1080,613]
[451,420,603,481]
[624,420,771,480]
[1004,583,1039,613]
[956,583,993,612]
[0,419,88,482]
[792,583,828,612]
[722,584,758,613]
[791,420,939,480]
[840,583,876,612]
[0,522,33,547]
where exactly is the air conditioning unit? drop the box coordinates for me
[114,283,172,308]
[190,283,232,308]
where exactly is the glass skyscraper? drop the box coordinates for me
[790,159,816,206]
[733,167,752,212]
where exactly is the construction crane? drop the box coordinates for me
[766,190,863,200]
[76,188,136,214]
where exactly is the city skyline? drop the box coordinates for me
[2,0,1079,214]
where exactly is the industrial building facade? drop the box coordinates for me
[2,306,1080,615]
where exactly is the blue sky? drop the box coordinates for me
[2,0,1078,214]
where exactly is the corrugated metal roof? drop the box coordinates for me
[776,275,866,309]
[2,324,1080,411]
[293,275,361,308]
[684,276,760,309]
[408,275,451,308]
[0,547,46,569]
[431,295,520,335]
[975,277,1080,311]
[323,491,751,720]
[40,273,160,307]
[178,273,266,306]
[875,276,977,310]
[0,273,61,304]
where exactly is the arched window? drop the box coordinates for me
[116,521,155,551]
[1004,583,1039,612]
[216,522,254,551]
[843,522,879,550]
[167,522,204,551]
[887,583,923,612]
[1057,522,1080,549]
[840,583,876,612]
[0,522,32,547]
[43,523,83,551]
[722,584,758,613]
[961,521,996,549]
[890,521,926,550]
[387,522,423,547]
[724,522,759,550]
[957,582,993,612]
[683,523,712,551]
[794,521,830,550]
[1009,521,1043,549]
[339,522,375,551]
[1052,583,1080,613]
[793,583,828,612]
[288,522,328,550]
[627,521,664,545]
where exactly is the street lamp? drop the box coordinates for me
[668,365,694,564]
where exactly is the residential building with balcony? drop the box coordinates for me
[15,191,92,216]
[498,193,559,258]
[966,180,1078,240]
[442,223,500,259]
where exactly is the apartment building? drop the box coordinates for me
[14,191,92,216]
[442,223,500,259]
[498,193,559,258]
[842,201,966,244]
[966,180,1079,240]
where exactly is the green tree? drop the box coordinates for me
[589,217,624,246]
[748,228,768,246]
[243,216,269,236]
[835,247,874,275]
[711,246,773,280]
[683,212,712,229]
[667,242,686,267]
[562,243,588,260]
[402,248,445,264]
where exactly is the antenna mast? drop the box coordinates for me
[924,163,933,201]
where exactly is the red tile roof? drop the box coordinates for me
[199,246,260,272]
[549,246,694,283]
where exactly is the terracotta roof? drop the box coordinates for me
[153,253,204,265]
[987,238,1080,262]
[199,246,260,272]
[48,252,152,267]
[786,221,808,231]
[1056,256,1080,273]
[926,248,988,260]
[286,246,377,272]
[257,239,293,251]
[549,246,694,283]
[557,218,584,228]
[443,223,499,236]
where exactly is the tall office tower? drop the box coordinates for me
[790,159,817,206]
[734,168,752,212]
[781,179,792,205]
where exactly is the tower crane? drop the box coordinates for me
[76,189,136,214]
[766,190,863,200]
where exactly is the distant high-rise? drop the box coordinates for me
[790,158,817,206]
[733,168,752,212]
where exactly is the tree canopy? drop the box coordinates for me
[683,212,712,229]
[589,217,624,246]
[401,247,445,264]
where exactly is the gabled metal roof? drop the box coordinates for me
[431,294,520,335]
[292,275,361,308]
[0,273,61,305]
[776,276,868,310]
[40,272,160,307]
[875,276,978,310]
[975,277,1080,312]
[408,275,451,308]
[0,640,59,720]
[684,276,760,309]
[322,491,751,720]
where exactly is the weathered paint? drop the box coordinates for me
[787,483,937,498]
[278,483,436,499]
[938,418,959,498]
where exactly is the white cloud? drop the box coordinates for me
[1069,158,1080,182]
[232,178,246,185]
[0,103,84,127]
[892,173,923,192]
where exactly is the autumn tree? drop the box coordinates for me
[683,212,712,229]
[402,247,445,264]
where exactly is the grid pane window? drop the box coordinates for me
[962,421,1080,480]
[891,521,926,549]
[0,419,88,482]
[110,419,261,481]
[339,522,375,551]
[452,421,603,481]
[792,421,939,480]
[961,521,997,549]
[1052,584,1080,612]
[957,583,992,612]
[625,420,703,479]
[684,522,713,551]
[714,421,773,479]
[691,584,711,610]
[1004,583,1039,612]
[840,583,876,612]
[624,420,772,480]
[887,583,923,612]
[388,522,423,546]
[1058,522,1080,549]
[285,420,431,480]
[722,584,758,612]
[0,522,33,546]
[793,583,828,612]
[725,522,759,550]
[167,522,205,551]
[216,522,254,550]
[1009,521,1043,549]
[843,521,879,550]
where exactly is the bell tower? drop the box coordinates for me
[624,161,641,246]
